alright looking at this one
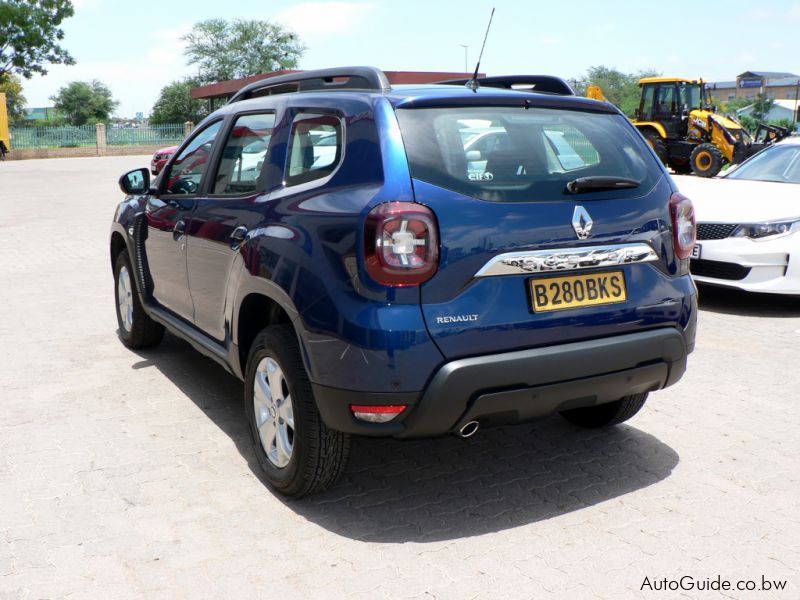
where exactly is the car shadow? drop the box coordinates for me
[131,332,680,543]
[697,283,800,318]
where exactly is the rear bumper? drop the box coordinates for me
[313,327,690,438]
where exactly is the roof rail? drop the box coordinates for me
[228,67,391,103]
[437,75,575,96]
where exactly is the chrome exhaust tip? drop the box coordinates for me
[457,420,480,438]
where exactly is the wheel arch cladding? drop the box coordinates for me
[237,292,293,375]
[110,231,127,269]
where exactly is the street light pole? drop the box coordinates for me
[459,44,469,74]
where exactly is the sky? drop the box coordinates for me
[19,0,800,117]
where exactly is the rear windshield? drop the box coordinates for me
[395,106,661,202]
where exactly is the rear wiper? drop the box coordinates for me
[566,176,640,194]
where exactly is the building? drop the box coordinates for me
[24,107,60,121]
[738,99,800,126]
[710,71,800,101]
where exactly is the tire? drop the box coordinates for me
[559,393,649,428]
[642,130,669,165]
[244,324,350,498]
[114,250,164,349]
[690,143,724,178]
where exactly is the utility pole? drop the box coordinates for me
[459,44,469,74]
[794,79,799,130]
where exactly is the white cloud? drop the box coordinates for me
[275,2,376,38]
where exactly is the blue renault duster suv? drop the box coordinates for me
[112,67,697,497]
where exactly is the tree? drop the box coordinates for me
[0,73,27,123]
[50,80,118,125]
[719,97,751,118]
[0,0,75,79]
[737,114,757,134]
[574,66,659,117]
[150,79,208,124]
[182,18,305,84]
[750,93,775,122]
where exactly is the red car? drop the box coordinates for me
[150,145,178,175]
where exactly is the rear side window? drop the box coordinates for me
[396,106,660,202]
[285,113,342,186]
[212,113,275,195]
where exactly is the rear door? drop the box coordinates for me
[395,102,681,360]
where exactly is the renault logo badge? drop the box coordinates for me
[572,206,593,240]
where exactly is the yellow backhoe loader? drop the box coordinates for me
[0,92,10,160]
[587,77,790,177]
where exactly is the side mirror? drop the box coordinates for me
[119,168,150,195]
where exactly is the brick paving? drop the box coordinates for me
[1,156,798,599]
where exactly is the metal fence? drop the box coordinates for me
[8,124,186,149]
[10,125,97,149]
[106,124,185,146]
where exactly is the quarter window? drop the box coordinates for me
[212,113,276,195]
[165,121,222,195]
[285,114,342,186]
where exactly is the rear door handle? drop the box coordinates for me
[230,226,249,248]
[173,220,186,241]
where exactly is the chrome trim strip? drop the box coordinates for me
[474,243,659,277]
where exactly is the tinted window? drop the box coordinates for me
[655,85,677,117]
[727,144,800,183]
[679,84,702,111]
[165,121,222,195]
[212,113,275,195]
[396,106,660,202]
[285,114,342,186]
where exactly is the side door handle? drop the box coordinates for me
[173,220,186,241]
[230,226,249,248]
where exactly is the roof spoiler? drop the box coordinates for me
[436,75,575,96]
[228,67,392,103]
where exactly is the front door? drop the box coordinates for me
[653,84,682,137]
[145,120,223,320]
[186,112,276,341]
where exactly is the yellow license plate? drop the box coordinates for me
[530,271,627,313]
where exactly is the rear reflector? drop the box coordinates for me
[350,404,406,423]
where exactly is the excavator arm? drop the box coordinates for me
[708,115,737,164]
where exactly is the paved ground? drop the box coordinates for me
[1,156,799,599]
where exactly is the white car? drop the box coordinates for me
[675,136,800,294]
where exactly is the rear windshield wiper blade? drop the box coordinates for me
[566,176,640,194]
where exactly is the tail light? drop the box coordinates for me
[669,192,696,260]
[364,202,439,286]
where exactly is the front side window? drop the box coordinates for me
[285,113,342,186]
[396,105,661,203]
[165,121,222,195]
[654,85,677,117]
[212,113,276,195]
